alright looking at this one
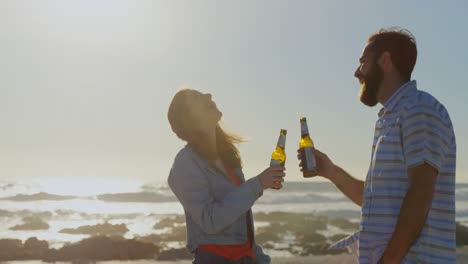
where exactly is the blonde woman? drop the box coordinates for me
[167,89,284,264]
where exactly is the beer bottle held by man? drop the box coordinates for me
[270,129,287,189]
[299,117,317,177]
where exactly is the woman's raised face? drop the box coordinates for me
[185,90,222,131]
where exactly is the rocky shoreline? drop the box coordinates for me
[1,212,468,262]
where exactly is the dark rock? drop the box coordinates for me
[0,237,49,261]
[157,248,192,261]
[1,192,76,201]
[136,234,163,244]
[10,216,49,231]
[0,239,23,254]
[42,236,159,262]
[59,222,128,236]
[24,237,49,252]
[105,213,141,221]
[0,209,14,217]
[97,192,176,203]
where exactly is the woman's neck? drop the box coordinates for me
[202,126,218,158]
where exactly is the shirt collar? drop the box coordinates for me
[378,80,417,117]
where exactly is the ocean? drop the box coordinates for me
[1,179,467,249]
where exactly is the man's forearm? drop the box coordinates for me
[381,183,434,262]
[328,166,364,206]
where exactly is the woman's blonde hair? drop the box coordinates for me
[168,89,244,168]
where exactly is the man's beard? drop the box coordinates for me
[359,63,383,107]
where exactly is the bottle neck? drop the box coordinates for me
[277,135,286,148]
[301,122,309,137]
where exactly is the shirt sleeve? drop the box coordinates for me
[401,105,451,172]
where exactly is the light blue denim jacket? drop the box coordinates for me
[168,145,270,263]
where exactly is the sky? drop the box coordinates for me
[0,0,467,184]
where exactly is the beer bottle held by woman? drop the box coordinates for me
[270,129,287,189]
[299,117,317,177]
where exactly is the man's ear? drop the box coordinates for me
[378,51,392,73]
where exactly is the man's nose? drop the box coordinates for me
[354,67,360,78]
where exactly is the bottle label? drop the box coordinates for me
[303,147,316,170]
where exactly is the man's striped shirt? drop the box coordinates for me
[333,81,456,263]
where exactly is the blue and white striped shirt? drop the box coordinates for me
[332,81,457,263]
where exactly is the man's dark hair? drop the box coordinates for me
[367,27,417,81]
